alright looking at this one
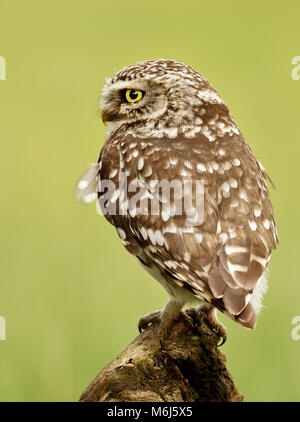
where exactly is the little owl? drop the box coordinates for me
[76,59,278,344]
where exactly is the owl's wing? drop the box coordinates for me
[100,133,278,328]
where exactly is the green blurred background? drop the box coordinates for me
[0,0,299,402]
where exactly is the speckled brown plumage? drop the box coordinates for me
[76,59,278,339]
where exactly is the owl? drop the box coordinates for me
[76,59,278,344]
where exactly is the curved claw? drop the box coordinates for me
[179,311,195,332]
[209,318,227,346]
[217,332,227,347]
[196,306,227,347]
[138,310,161,333]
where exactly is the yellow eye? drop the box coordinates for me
[122,89,144,103]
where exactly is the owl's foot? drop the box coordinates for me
[197,306,227,346]
[138,310,161,333]
[138,300,194,347]
[158,309,194,339]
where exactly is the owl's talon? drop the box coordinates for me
[157,310,194,349]
[209,320,227,346]
[180,311,194,332]
[197,307,227,346]
[217,332,227,347]
[138,310,161,333]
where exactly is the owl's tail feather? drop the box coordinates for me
[234,302,256,329]
[211,297,256,330]
[218,301,256,330]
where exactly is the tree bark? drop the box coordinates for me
[79,308,243,402]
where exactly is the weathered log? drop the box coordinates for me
[79,308,243,402]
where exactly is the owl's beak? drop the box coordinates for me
[101,110,108,125]
[101,106,119,125]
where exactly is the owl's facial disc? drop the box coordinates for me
[101,79,168,125]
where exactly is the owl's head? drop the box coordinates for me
[100,59,228,138]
